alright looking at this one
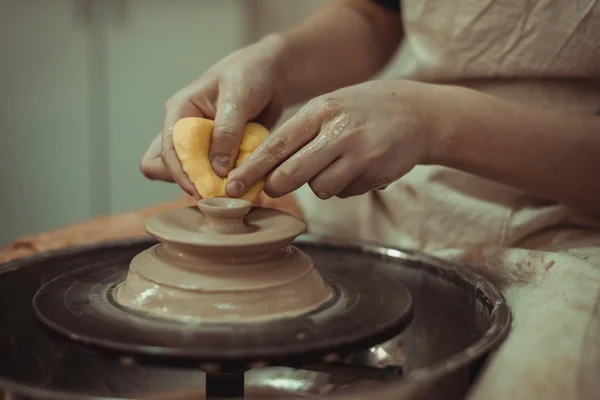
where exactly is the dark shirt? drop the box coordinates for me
[372,0,401,12]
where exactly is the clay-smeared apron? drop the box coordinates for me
[296,1,600,398]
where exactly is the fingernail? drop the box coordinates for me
[212,155,230,176]
[226,180,244,197]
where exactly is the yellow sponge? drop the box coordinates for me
[172,117,269,201]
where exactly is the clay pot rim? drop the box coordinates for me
[145,206,306,248]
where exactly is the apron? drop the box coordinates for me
[296,1,600,398]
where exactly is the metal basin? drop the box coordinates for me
[0,235,510,399]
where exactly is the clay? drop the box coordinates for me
[116,198,332,323]
[172,117,269,202]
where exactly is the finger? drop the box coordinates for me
[209,85,251,177]
[141,157,175,182]
[162,128,199,198]
[264,133,345,198]
[140,134,174,181]
[337,174,390,199]
[161,78,217,198]
[308,157,362,200]
[141,133,162,170]
[162,99,204,199]
[226,106,321,198]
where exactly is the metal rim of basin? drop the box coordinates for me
[0,234,511,400]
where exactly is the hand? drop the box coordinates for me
[227,80,435,199]
[140,35,289,198]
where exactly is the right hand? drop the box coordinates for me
[141,35,289,198]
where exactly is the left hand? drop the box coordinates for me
[226,80,436,199]
[140,134,304,218]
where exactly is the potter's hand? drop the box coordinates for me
[227,80,436,199]
[140,35,288,198]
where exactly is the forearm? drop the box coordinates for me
[276,0,402,107]
[429,85,600,215]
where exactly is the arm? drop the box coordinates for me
[225,79,600,211]
[428,84,600,215]
[277,0,403,107]
[144,0,402,191]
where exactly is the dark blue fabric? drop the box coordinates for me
[372,0,401,11]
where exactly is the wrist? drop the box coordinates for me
[385,80,462,166]
[419,84,470,166]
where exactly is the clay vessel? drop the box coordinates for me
[116,198,332,323]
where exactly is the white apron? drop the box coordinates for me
[296,1,600,398]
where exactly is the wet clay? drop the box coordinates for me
[116,198,332,323]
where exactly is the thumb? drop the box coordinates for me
[209,86,250,177]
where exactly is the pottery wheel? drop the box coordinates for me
[32,198,414,365]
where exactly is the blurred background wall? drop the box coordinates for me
[0,0,403,245]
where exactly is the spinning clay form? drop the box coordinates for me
[115,118,332,323]
[116,197,333,322]
[172,117,269,201]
